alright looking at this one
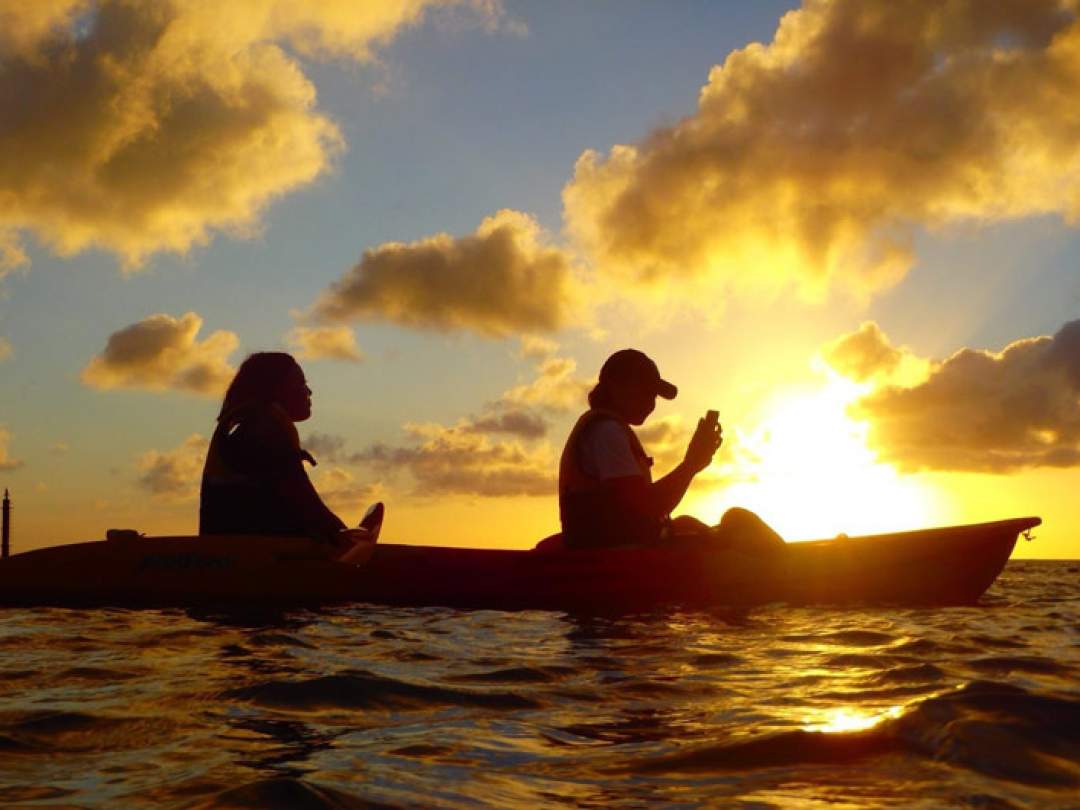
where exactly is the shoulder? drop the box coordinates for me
[580,418,632,450]
[578,418,642,479]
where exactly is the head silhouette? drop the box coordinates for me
[219,352,312,422]
[588,349,677,425]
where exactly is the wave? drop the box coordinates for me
[870,663,947,684]
[967,655,1073,677]
[224,670,542,712]
[194,777,393,810]
[447,665,575,684]
[629,680,1080,788]
[0,710,173,754]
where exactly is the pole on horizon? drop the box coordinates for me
[1,489,10,559]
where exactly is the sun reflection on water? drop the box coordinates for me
[808,705,904,734]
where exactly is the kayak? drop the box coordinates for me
[0,517,1039,611]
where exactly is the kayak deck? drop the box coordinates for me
[0,517,1040,611]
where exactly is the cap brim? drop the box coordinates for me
[657,379,677,400]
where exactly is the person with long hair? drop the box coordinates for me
[558,348,784,551]
[199,352,346,542]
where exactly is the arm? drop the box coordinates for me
[273,462,347,541]
[603,462,698,521]
[247,410,347,542]
[593,416,722,520]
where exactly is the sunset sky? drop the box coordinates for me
[2,0,1078,558]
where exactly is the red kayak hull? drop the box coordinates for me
[0,518,1039,611]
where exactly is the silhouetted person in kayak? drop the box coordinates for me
[200,352,347,544]
[558,349,784,551]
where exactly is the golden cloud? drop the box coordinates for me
[500,355,591,412]
[0,0,498,268]
[300,348,559,501]
[563,0,1080,296]
[310,210,579,336]
[517,335,560,361]
[310,465,381,515]
[461,408,548,440]
[81,312,238,395]
[357,421,554,497]
[0,0,87,60]
[850,319,1080,472]
[301,432,353,465]
[135,433,208,500]
[0,424,23,470]
[286,325,364,362]
[636,415,690,471]
[0,228,27,275]
[823,321,908,382]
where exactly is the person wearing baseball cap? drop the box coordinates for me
[556,349,783,552]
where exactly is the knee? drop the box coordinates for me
[720,507,759,528]
[720,507,784,546]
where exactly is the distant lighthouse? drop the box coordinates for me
[1,489,10,559]
[1,492,9,561]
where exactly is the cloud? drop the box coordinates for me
[820,321,932,393]
[517,335,559,361]
[306,399,548,464]
[461,407,548,440]
[0,337,11,362]
[0,425,24,470]
[630,413,741,489]
[309,209,578,337]
[302,432,352,465]
[563,0,1080,297]
[0,1,89,59]
[357,421,555,497]
[636,415,690,471]
[81,312,238,396]
[50,442,69,454]
[0,0,501,268]
[500,355,591,412]
[822,320,926,383]
[0,229,27,275]
[286,325,363,362]
[135,433,208,499]
[850,318,1080,472]
[310,465,381,514]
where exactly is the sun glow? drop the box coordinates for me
[695,375,944,540]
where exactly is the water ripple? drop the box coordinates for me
[0,559,1074,808]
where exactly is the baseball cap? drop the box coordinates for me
[598,349,677,400]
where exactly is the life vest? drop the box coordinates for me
[558,409,664,548]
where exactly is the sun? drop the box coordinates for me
[692,375,944,540]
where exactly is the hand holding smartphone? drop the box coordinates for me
[686,409,723,472]
[705,409,722,448]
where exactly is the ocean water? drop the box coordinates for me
[0,560,1077,809]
